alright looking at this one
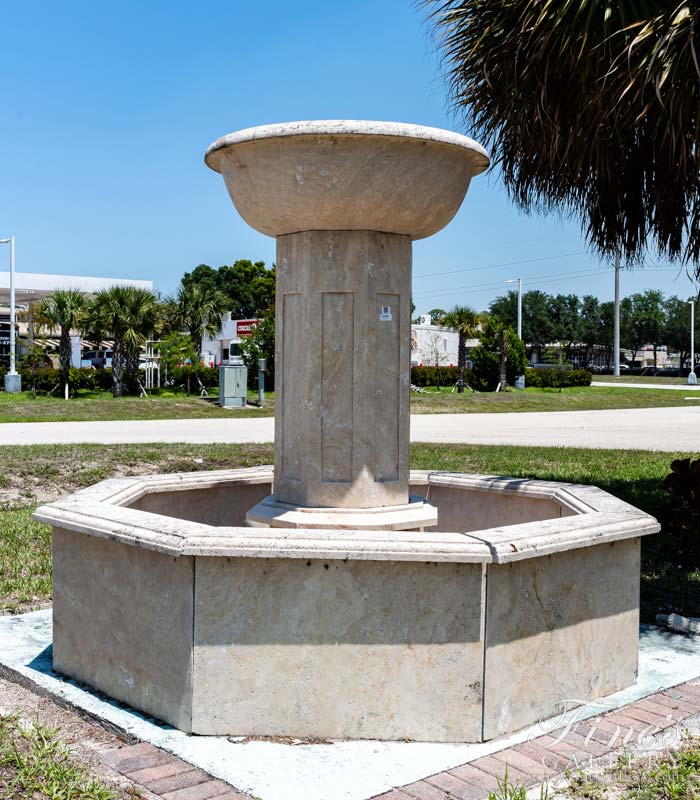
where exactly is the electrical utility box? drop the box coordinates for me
[219,365,248,408]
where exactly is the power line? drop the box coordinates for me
[413,251,587,280]
[414,266,605,299]
[414,266,681,301]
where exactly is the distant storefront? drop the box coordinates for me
[0,271,152,367]
[410,315,478,368]
[201,317,259,367]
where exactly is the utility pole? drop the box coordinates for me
[506,277,524,388]
[689,299,696,385]
[613,249,621,377]
[1,236,21,393]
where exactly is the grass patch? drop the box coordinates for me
[0,442,697,620]
[0,713,124,799]
[1,385,697,423]
[409,385,699,413]
[594,375,689,385]
[0,389,275,422]
[556,737,700,800]
[0,508,51,613]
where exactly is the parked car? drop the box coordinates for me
[81,350,113,369]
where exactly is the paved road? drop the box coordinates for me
[591,381,700,391]
[0,407,698,451]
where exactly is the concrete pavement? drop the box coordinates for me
[0,407,698,451]
[591,381,700,391]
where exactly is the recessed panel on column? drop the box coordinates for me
[374,293,400,483]
[281,293,302,483]
[321,292,354,483]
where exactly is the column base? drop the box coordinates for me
[246,495,438,531]
[4,372,21,393]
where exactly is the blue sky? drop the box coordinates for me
[0,0,696,313]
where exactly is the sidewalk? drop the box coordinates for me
[0,407,698,451]
[592,381,700,391]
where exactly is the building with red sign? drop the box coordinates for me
[201,317,259,367]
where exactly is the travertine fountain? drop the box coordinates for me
[36,121,659,743]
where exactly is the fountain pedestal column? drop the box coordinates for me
[274,229,411,509]
[247,229,438,529]
[204,120,491,530]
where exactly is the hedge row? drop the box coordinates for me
[525,368,593,388]
[0,366,113,391]
[410,365,469,387]
[0,365,224,393]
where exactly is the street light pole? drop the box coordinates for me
[689,299,696,386]
[613,249,621,377]
[506,277,524,388]
[1,236,21,394]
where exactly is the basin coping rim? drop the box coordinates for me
[34,467,660,563]
[35,499,656,563]
[64,465,643,519]
[204,119,490,173]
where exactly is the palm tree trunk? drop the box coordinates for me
[125,346,140,394]
[59,330,71,398]
[112,340,124,398]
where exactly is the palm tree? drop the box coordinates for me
[442,305,480,393]
[426,2,700,270]
[172,283,229,361]
[40,289,86,398]
[86,286,161,397]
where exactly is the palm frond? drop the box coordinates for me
[425,0,700,273]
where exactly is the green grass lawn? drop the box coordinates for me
[0,389,275,422]
[0,713,122,800]
[0,442,697,621]
[408,384,699,413]
[594,374,689,385]
[0,384,697,422]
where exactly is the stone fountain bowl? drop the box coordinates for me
[35,468,658,743]
[204,120,490,239]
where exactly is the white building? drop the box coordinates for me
[0,271,153,367]
[202,313,478,370]
[410,315,478,367]
[201,317,259,367]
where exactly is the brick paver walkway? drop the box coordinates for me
[100,741,251,799]
[99,680,700,800]
[372,680,700,799]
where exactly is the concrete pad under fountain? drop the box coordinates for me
[35,120,659,744]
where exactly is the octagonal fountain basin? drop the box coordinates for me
[34,468,658,743]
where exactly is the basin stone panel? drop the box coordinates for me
[192,557,484,740]
[482,537,641,739]
[52,528,194,732]
[37,468,659,742]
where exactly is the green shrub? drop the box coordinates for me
[411,365,470,387]
[0,366,114,393]
[170,365,219,392]
[525,368,592,388]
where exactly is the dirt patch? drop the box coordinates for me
[0,442,274,507]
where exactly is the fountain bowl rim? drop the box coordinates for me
[204,119,490,173]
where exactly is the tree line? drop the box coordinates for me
[429,289,700,370]
[18,260,276,398]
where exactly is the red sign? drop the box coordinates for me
[236,319,259,337]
